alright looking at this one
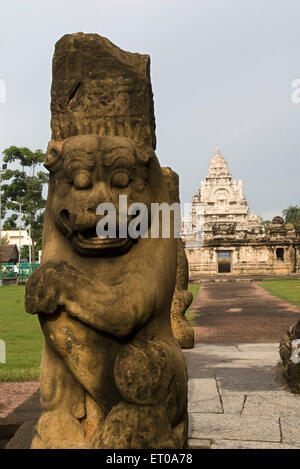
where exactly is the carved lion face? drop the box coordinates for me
[45,135,157,256]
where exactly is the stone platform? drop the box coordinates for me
[190,273,300,283]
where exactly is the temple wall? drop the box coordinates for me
[186,243,298,276]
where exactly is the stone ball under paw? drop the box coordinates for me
[114,341,173,405]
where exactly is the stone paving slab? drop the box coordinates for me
[184,344,249,379]
[281,417,300,445]
[186,357,278,374]
[184,343,279,369]
[237,343,279,353]
[188,379,222,414]
[215,367,282,395]
[189,413,281,442]
[184,344,241,360]
[210,440,300,449]
[188,438,211,449]
[243,392,300,417]
[221,395,245,415]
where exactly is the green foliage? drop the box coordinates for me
[282,205,300,228]
[262,220,270,234]
[0,285,43,381]
[1,233,9,245]
[20,245,29,259]
[1,146,48,260]
[2,213,18,230]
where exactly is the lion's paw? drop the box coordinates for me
[25,262,74,314]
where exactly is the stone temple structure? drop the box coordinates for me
[183,148,300,276]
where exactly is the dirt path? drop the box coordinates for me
[191,282,300,343]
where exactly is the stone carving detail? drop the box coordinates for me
[272,216,284,226]
[162,167,194,349]
[25,33,188,449]
[50,33,156,149]
[279,320,300,393]
[171,240,195,348]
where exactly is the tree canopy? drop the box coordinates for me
[1,146,48,260]
[282,205,300,228]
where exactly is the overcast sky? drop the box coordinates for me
[0,0,299,220]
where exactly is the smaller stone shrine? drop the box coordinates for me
[182,148,300,276]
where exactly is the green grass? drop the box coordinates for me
[0,285,43,381]
[259,279,300,307]
[186,283,200,324]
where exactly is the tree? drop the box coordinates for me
[282,205,300,228]
[2,214,18,230]
[1,234,9,245]
[1,146,48,261]
[20,245,30,260]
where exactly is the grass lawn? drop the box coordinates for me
[0,285,43,381]
[186,283,200,324]
[259,279,300,308]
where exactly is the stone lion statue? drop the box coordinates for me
[25,135,188,448]
[278,319,300,393]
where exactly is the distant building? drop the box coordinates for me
[2,230,32,247]
[182,148,300,276]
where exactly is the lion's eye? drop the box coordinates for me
[73,171,92,190]
[111,171,130,188]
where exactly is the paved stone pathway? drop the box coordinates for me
[191,282,300,343]
[2,343,300,449]
[184,343,300,449]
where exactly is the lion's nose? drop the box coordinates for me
[74,211,97,231]
[93,181,111,205]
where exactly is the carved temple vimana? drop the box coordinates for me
[182,148,300,276]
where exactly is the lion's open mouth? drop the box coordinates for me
[72,228,133,257]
